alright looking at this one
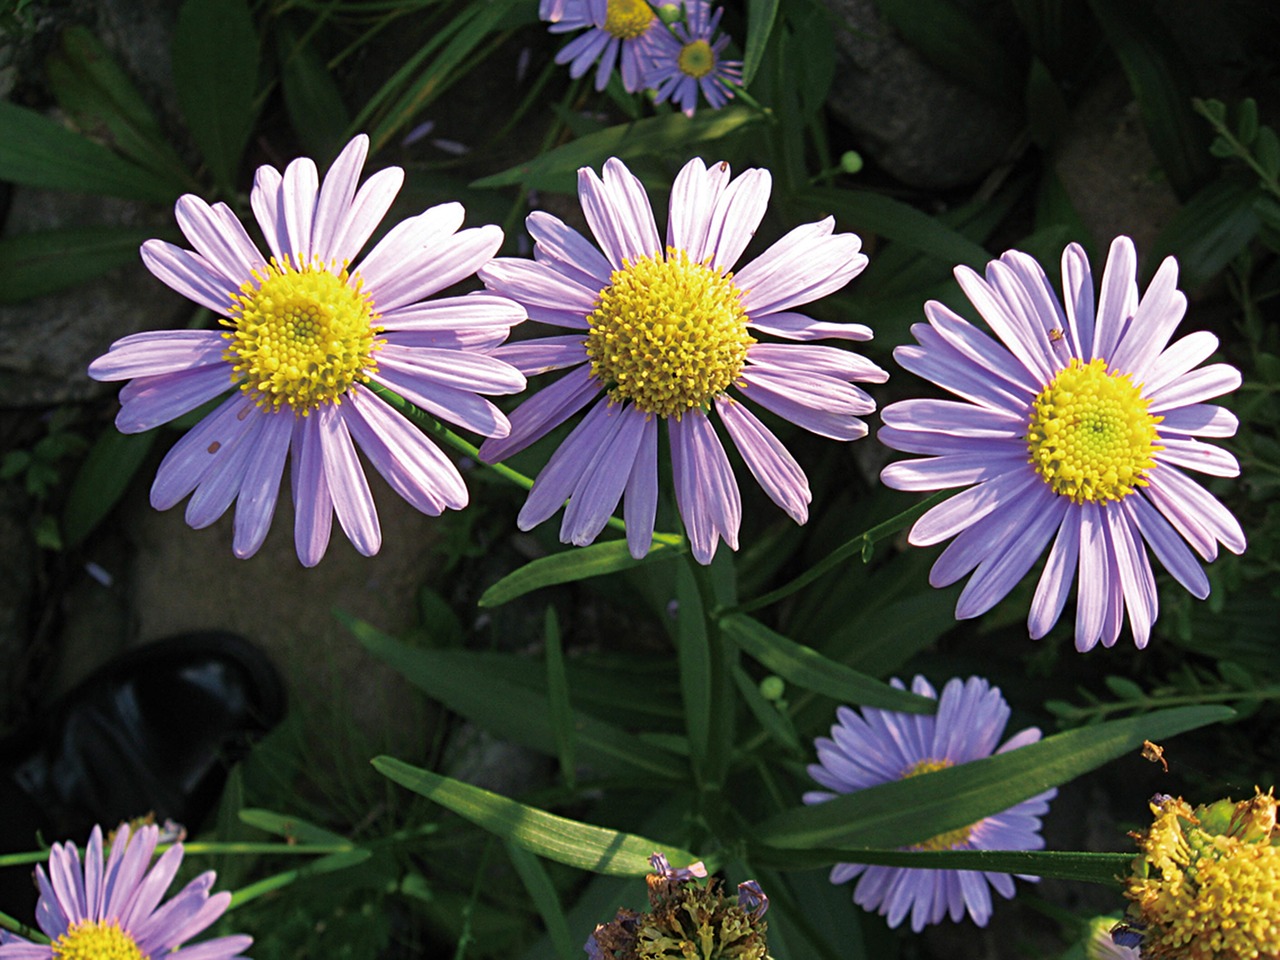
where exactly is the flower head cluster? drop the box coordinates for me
[804,676,1056,932]
[0,822,250,960]
[89,134,525,566]
[479,155,881,564]
[585,853,769,959]
[879,237,1246,651]
[1120,789,1280,959]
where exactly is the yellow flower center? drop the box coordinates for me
[901,759,975,851]
[51,920,146,960]
[221,255,383,414]
[585,248,753,418]
[1025,357,1163,503]
[677,39,716,79]
[604,0,653,39]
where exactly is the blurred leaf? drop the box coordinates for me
[173,0,258,194]
[473,107,766,193]
[1256,127,1280,183]
[1150,177,1261,288]
[1236,97,1259,145]
[505,843,576,960]
[61,426,157,548]
[0,101,179,202]
[732,664,802,753]
[543,607,578,789]
[480,540,682,607]
[0,226,163,304]
[276,22,350,163]
[1025,56,1069,150]
[240,808,351,845]
[752,705,1232,849]
[1103,675,1144,701]
[720,614,936,713]
[755,845,1130,885]
[375,756,699,876]
[742,0,781,87]
[676,561,712,772]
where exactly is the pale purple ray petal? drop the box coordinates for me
[317,403,381,556]
[746,310,873,341]
[930,484,1049,587]
[880,450,1029,491]
[1107,504,1156,648]
[491,335,587,375]
[995,249,1071,350]
[737,223,867,316]
[1156,437,1240,477]
[1145,465,1246,557]
[526,210,612,286]
[48,843,85,924]
[365,224,503,312]
[1147,363,1242,412]
[1141,330,1221,394]
[113,365,231,433]
[561,404,647,546]
[1125,494,1209,598]
[140,240,236,315]
[174,195,265,282]
[702,167,771,271]
[956,263,1054,384]
[290,411,333,567]
[117,844,183,931]
[716,396,810,523]
[955,494,1065,618]
[877,426,1011,458]
[344,388,467,514]
[150,395,258,510]
[135,880,224,952]
[738,370,871,439]
[354,202,465,293]
[167,935,255,960]
[1073,502,1109,651]
[1091,236,1138,361]
[1029,508,1080,639]
[557,28,609,77]
[377,344,524,394]
[185,410,262,529]
[908,471,1037,546]
[104,825,151,920]
[670,411,741,564]
[1158,403,1238,438]
[479,257,598,326]
[1060,242,1095,357]
[665,157,730,263]
[330,166,405,266]
[249,162,285,261]
[88,330,226,381]
[745,343,888,384]
[370,365,511,438]
[35,862,67,937]
[310,134,368,263]
[623,415,659,558]
[911,303,1041,399]
[478,365,599,462]
[280,154,320,264]
[0,944,53,958]
[1108,255,1185,379]
[592,34,619,91]
[577,159,662,268]
[1097,523,1127,649]
[517,398,617,530]
[231,408,293,559]
[880,398,1025,438]
[384,327,506,353]
[381,293,526,335]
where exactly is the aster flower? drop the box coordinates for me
[804,675,1056,932]
[478,156,884,564]
[544,0,661,93]
[878,237,1246,651]
[88,135,526,566]
[646,0,742,116]
[0,822,250,959]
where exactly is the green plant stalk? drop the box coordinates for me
[689,556,735,796]
[1058,684,1280,721]
[0,909,47,943]
[1193,97,1280,197]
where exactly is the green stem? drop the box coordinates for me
[688,557,734,793]
[733,491,949,614]
[0,909,47,943]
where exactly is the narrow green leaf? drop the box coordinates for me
[0,102,178,203]
[753,705,1233,849]
[543,607,578,789]
[239,808,350,845]
[172,0,258,194]
[472,107,765,193]
[732,664,802,753]
[61,426,157,548]
[720,614,935,714]
[480,540,681,607]
[276,24,350,162]
[675,561,712,770]
[345,614,685,781]
[1150,178,1261,289]
[1256,126,1280,182]
[505,842,576,960]
[1103,676,1145,701]
[1236,97,1259,145]
[0,226,161,304]
[374,756,698,876]
[742,0,780,86]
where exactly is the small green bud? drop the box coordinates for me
[759,676,785,701]
[840,150,864,174]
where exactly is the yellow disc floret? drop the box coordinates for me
[1026,357,1163,503]
[678,39,716,79]
[901,758,976,851]
[222,255,383,414]
[604,0,654,39]
[585,247,753,418]
[52,920,146,960]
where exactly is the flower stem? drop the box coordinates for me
[0,909,47,944]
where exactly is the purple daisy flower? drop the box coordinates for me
[477,156,884,564]
[804,675,1056,933]
[543,0,660,93]
[646,0,742,116]
[88,135,526,567]
[0,822,250,959]
[878,237,1246,651]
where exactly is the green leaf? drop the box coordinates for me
[719,614,935,714]
[0,226,162,304]
[1236,97,1259,145]
[1150,177,1261,289]
[345,614,686,781]
[505,843,576,960]
[675,561,712,771]
[0,101,179,203]
[1102,675,1145,701]
[732,664,802,753]
[61,426,157,548]
[479,540,682,607]
[374,755,699,876]
[754,846,1130,886]
[543,607,578,789]
[472,107,766,193]
[172,0,258,194]
[742,0,780,87]
[1256,126,1280,182]
[275,23,350,162]
[752,705,1232,849]
[239,808,350,845]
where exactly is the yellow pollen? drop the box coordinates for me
[603,0,653,39]
[221,255,383,414]
[51,920,146,960]
[901,758,976,851]
[1025,357,1163,503]
[585,247,753,418]
[677,39,716,79]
